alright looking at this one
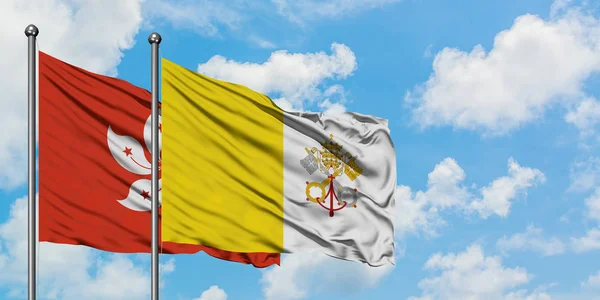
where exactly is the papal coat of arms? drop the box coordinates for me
[300,134,362,217]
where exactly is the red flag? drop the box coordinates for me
[38,51,279,267]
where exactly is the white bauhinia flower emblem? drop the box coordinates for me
[107,115,162,211]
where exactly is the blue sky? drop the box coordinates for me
[1,0,600,299]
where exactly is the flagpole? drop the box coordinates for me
[25,24,39,300]
[149,32,162,300]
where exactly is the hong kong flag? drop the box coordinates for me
[38,51,279,267]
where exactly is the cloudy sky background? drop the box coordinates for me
[1,0,600,299]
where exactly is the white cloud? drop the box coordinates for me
[469,158,546,218]
[565,97,600,137]
[272,0,401,25]
[273,98,298,112]
[144,0,399,37]
[570,187,600,254]
[569,157,600,192]
[582,270,600,289]
[571,228,600,253]
[248,35,277,49]
[194,285,228,300]
[0,0,144,189]
[504,290,553,300]
[143,0,394,46]
[0,196,175,299]
[160,257,176,273]
[318,99,347,115]
[550,0,574,18]
[396,157,545,237]
[406,5,600,135]
[496,225,566,256]
[394,157,469,238]
[259,252,394,300]
[421,157,471,209]
[586,188,600,222]
[317,85,349,115]
[66,255,151,300]
[394,185,446,238]
[569,186,600,253]
[409,244,550,300]
[424,44,434,58]
[143,0,244,37]
[197,43,357,111]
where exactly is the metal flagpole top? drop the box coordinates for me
[24,24,39,37]
[148,32,162,44]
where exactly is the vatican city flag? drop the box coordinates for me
[161,58,396,266]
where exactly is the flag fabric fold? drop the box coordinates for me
[161,58,396,266]
[38,51,279,268]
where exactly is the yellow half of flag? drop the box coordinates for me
[161,58,285,252]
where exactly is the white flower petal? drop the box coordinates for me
[107,126,151,175]
[117,179,162,211]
